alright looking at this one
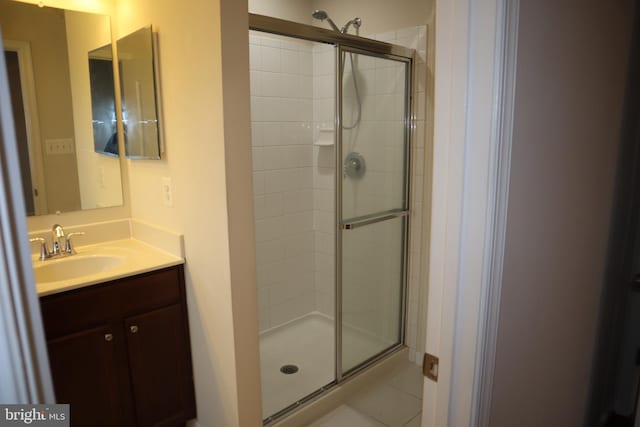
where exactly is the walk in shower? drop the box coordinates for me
[249,13,415,423]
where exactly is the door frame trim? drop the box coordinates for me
[3,39,48,215]
[472,0,520,424]
[425,0,519,425]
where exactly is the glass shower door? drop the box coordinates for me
[338,48,410,374]
[249,30,337,421]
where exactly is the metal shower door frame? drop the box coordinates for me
[249,14,414,58]
[335,44,413,382]
[249,13,415,424]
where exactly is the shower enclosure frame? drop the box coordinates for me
[249,13,415,424]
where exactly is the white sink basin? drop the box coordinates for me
[31,239,184,296]
[34,255,125,283]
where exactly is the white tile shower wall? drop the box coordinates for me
[313,44,336,319]
[250,32,316,331]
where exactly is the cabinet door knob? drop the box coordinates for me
[104,333,113,342]
[130,325,139,334]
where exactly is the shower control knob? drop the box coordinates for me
[344,152,366,179]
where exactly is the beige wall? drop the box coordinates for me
[219,1,262,422]
[116,0,261,425]
[311,0,430,36]
[249,0,313,25]
[489,1,633,425]
[249,0,432,44]
[13,0,113,14]
[0,0,82,213]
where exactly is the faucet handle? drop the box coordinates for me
[29,237,50,261]
[65,232,85,255]
[52,224,65,237]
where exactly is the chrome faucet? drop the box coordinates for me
[29,224,85,261]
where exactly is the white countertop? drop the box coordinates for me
[34,238,184,297]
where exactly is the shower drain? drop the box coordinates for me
[280,364,299,375]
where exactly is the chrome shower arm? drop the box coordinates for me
[325,17,341,32]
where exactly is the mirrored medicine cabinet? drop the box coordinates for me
[118,26,163,160]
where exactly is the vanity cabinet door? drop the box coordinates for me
[47,325,129,427]
[125,304,196,427]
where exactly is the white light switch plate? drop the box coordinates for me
[162,177,173,207]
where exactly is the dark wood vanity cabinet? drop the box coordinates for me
[40,265,196,427]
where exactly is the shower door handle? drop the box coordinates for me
[341,209,408,230]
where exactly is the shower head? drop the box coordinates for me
[311,9,341,32]
[341,17,362,34]
[311,9,328,20]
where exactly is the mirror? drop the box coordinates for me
[117,26,162,159]
[1,0,123,216]
[89,44,118,156]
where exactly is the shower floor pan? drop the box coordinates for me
[260,311,391,419]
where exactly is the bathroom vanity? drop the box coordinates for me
[39,261,196,426]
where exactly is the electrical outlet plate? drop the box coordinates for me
[45,138,74,155]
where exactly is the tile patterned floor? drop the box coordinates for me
[308,360,423,427]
